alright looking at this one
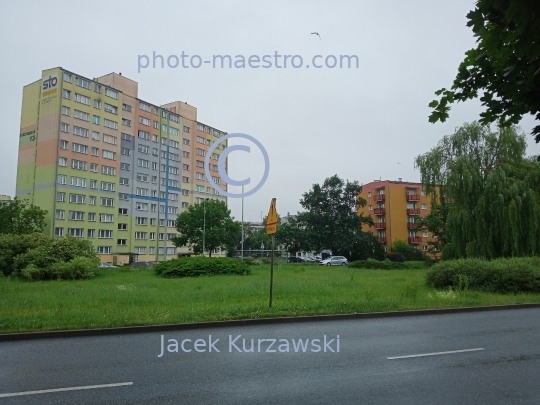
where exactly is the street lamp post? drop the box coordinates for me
[202,198,209,256]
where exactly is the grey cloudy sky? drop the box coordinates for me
[1,0,538,222]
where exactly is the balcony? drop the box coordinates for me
[378,237,387,243]
[407,222,417,229]
[373,194,385,201]
[374,223,386,229]
[408,237,422,244]
[406,194,420,201]
[373,208,386,215]
[407,208,420,215]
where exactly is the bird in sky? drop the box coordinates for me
[311,32,321,40]
[397,162,402,164]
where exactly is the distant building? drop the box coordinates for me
[358,179,437,253]
[0,195,11,202]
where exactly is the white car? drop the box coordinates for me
[99,262,118,268]
[320,256,348,266]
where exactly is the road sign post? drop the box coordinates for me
[266,198,278,308]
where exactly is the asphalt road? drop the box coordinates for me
[1,308,540,404]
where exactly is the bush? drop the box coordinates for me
[0,233,48,276]
[349,258,408,270]
[20,257,99,281]
[0,233,100,280]
[391,240,425,261]
[155,257,251,278]
[385,252,406,262]
[425,257,540,293]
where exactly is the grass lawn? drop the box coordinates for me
[1,263,540,334]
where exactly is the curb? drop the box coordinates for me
[1,303,540,342]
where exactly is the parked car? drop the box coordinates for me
[303,257,317,262]
[320,256,348,266]
[287,256,305,263]
[99,262,117,268]
[131,261,152,268]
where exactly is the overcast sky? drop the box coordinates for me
[1,0,539,222]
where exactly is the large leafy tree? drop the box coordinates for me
[0,198,47,235]
[415,122,540,259]
[295,175,382,259]
[173,199,241,257]
[428,0,540,142]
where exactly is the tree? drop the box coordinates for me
[0,198,47,235]
[390,239,424,261]
[415,122,540,259]
[276,220,308,254]
[295,175,381,259]
[428,0,540,142]
[414,189,451,260]
[173,200,241,257]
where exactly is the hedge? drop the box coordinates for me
[155,257,251,278]
[425,257,540,293]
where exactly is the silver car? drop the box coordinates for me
[320,256,348,266]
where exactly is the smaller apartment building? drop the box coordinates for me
[358,180,438,252]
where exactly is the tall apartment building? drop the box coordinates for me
[16,68,227,264]
[358,180,437,252]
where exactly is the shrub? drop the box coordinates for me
[155,257,251,278]
[19,257,99,281]
[391,240,425,261]
[425,257,540,293]
[349,258,408,270]
[0,233,48,276]
[385,252,406,262]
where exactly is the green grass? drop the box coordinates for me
[1,263,539,334]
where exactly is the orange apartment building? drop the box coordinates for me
[358,179,437,252]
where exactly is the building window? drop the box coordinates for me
[117,239,127,246]
[101,181,115,192]
[137,159,149,168]
[197,123,204,131]
[122,118,131,126]
[121,132,132,141]
[119,208,128,215]
[56,192,66,202]
[105,88,118,99]
[104,119,118,130]
[92,131,100,140]
[119,193,129,200]
[103,134,117,145]
[69,194,85,204]
[63,72,72,82]
[70,176,86,187]
[138,130,150,140]
[94,83,101,93]
[74,110,90,122]
[152,135,158,143]
[423,231,429,238]
[75,93,91,105]
[73,126,89,138]
[121,162,130,171]
[90,163,98,172]
[57,174,67,185]
[94,99,101,109]
[181,202,189,208]
[55,209,65,219]
[62,89,71,99]
[122,103,132,112]
[72,143,88,154]
[91,147,99,156]
[89,196,97,205]
[183,126,190,133]
[135,232,147,240]
[139,116,150,126]
[93,115,100,125]
[102,150,116,160]
[118,223,127,230]
[68,228,85,238]
[100,197,115,207]
[97,246,111,254]
[139,102,151,112]
[75,77,91,89]
[104,103,118,114]
[88,213,96,221]
[68,211,85,221]
[421,203,427,210]
[182,176,189,183]
[120,177,129,185]
[60,123,70,133]
[100,214,114,223]
[89,229,96,238]
[137,144,149,154]
[54,227,64,237]
[71,159,87,170]
[61,106,70,116]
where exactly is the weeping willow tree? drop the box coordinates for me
[415,122,540,259]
